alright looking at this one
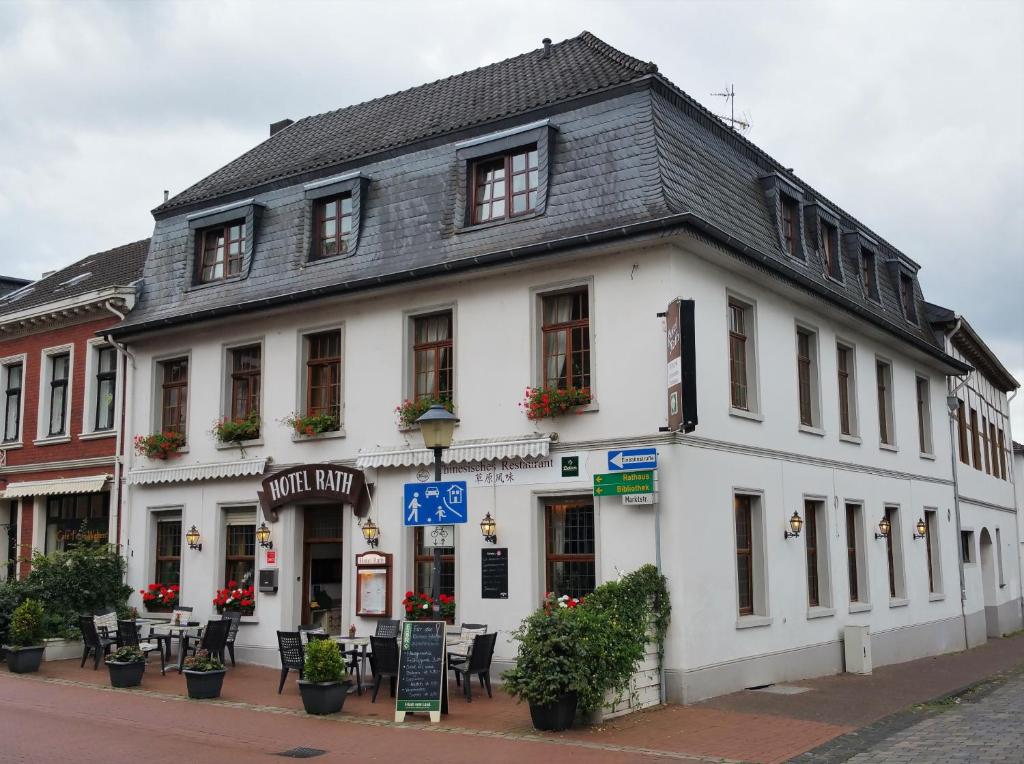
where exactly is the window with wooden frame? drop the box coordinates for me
[728,301,749,410]
[781,196,800,257]
[93,346,117,432]
[414,527,455,599]
[969,408,982,470]
[899,273,917,323]
[3,362,22,442]
[981,415,992,475]
[988,420,999,478]
[735,494,754,615]
[925,510,939,594]
[860,248,879,300]
[997,427,1008,480]
[155,516,182,586]
[312,195,353,260]
[160,358,188,436]
[47,352,70,437]
[915,376,932,454]
[805,500,820,607]
[412,312,453,403]
[957,400,970,465]
[960,530,974,563]
[821,221,841,280]
[470,145,539,224]
[884,506,905,599]
[846,503,861,602]
[224,510,256,591]
[196,221,245,283]
[541,289,591,392]
[796,328,819,428]
[544,499,595,599]
[304,331,341,425]
[876,360,894,446]
[229,345,261,422]
[837,344,856,436]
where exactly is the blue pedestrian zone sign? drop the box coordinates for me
[403,481,469,526]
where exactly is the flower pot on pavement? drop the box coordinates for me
[107,660,146,688]
[5,645,44,674]
[184,668,226,699]
[528,691,578,731]
[298,679,351,715]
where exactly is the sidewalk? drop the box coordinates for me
[11,631,1024,764]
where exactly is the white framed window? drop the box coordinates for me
[875,358,896,448]
[222,506,258,610]
[220,340,263,441]
[844,502,870,607]
[81,339,119,436]
[734,490,770,625]
[795,325,822,431]
[530,278,597,405]
[0,355,27,445]
[883,505,907,602]
[296,325,344,434]
[803,497,832,612]
[727,294,760,417]
[36,344,74,441]
[915,375,933,456]
[153,353,191,439]
[924,509,941,596]
[836,341,859,439]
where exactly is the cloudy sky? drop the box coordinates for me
[1,0,1021,430]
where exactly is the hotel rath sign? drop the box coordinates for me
[258,463,369,522]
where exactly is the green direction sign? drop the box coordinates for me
[593,470,654,496]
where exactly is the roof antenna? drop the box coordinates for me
[711,84,751,134]
[542,38,551,57]
[163,189,169,203]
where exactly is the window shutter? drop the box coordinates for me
[224,507,257,526]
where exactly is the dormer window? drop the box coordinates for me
[899,273,917,323]
[471,146,539,224]
[313,195,353,260]
[860,248,879,300]
[821,221,841,280]
[781,196,800,257]
[197,221,245,282]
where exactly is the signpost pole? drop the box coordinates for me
[429,444,448,715]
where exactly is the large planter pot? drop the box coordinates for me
[183,669,226,699]
[5,645,45,674]
[298,679,352,715]
[529,691,578,731]
[107,660,146,688]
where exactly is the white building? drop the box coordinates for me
[112,33,1020,703]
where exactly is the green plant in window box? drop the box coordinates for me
[395,397,454,429]
[212,411,261,444]
[281,412,339,437]
[133,431,186,459]
[519,386,591,421]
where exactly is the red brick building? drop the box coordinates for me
[0,240,148,579]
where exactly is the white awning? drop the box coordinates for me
[3,474,110,498]
[356,435,551,469]
[127,458,267,485]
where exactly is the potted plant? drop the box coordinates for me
[4,599,46,674]
[395,397,454,429]
[133,431,186,459]
[213,582,255,616]
[212,411,261,444]
[519,386,591,421]
[297,638,351,715]
[106,646,146,687]
[502,594,584,731]
[282,411,339,437]
[182,649,226,699]
[140,583,179,612]
[401,591,455,623]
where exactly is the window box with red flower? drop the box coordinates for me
[139,583,179,612]
[402,591,455,624]
[213,582,256,616]
[281,411,340,439]
[519,386,591,421]
[133,432,186,460]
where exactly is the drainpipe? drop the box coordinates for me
[945,318,970,648]
[103,300,135,559]
[1005,388,1022,626]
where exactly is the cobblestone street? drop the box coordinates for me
[842,672,1024,763]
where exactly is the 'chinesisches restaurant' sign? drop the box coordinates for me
[258,464,368,521]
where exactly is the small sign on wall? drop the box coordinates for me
[265,549,277,566]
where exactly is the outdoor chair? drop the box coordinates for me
[79,615,115,670]
[369,635,399,703]
[116,619,166,675]
[276,631,304,693]
[374,619,400,639]
[93,611,118,640]
[450,632,497,702]
[447,623,487,664]
[222,611,241,666]
[180,619,231,674]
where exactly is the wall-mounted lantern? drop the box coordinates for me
[913,517,927,540]
[256,521,273,549]
[361,518,380,549]
[185,525,203,551]
[784,511,803,539]
[875,516,891,540]
[480,512,498,544]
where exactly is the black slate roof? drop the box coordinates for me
[0,277,30,298]
[0,238,150,316]
[925,301,1019,391]
[155,32,657,214]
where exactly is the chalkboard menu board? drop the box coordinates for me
[481,547,509,599]
[395,621,446,722]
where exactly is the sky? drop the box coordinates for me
[0,0,1021,431]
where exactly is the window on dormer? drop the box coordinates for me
[471,146,539,224]
[860,249,878,299]
[313,195,353,260]
[197,221,245,282]
[899,273,917,323]
[821,221,840,280]
[781,196,800,257]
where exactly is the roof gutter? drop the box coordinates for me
[109,212,970,374]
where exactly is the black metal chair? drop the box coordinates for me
[180,619,231,674]
[450,632,497,701]
[117,620,166,675]
[369,635,399,703]
[222,611,241,666]
[276,631,304,694]
[375,619,400,639]
[447,623,487,665]
[79,615,116,670]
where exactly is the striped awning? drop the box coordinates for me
[127,458,267,485]
[3,474,110,498]
[356,435,551,469]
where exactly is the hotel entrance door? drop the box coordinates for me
[302,506,344,634]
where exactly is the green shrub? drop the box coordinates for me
[303,638,345,683]
[106,646,145,664]
[0,580,24,645]
[183,649,223,672]
[8,599,45,647]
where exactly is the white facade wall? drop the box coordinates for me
[122,237,1018,702]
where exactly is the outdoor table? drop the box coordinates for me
[151,623,202,671]
[333,636,371,694]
